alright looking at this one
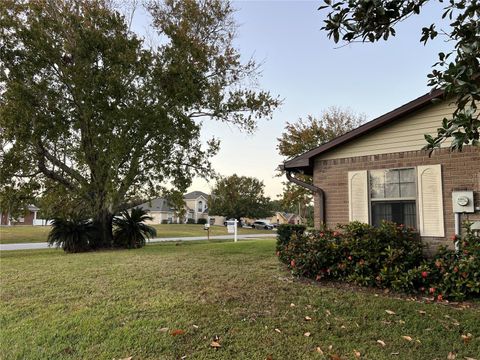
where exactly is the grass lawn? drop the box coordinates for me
[0,224,269,244]
[1,240,479,360]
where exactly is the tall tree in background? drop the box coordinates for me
[208,174,273,221]
[0,0,280,248]
[319,0,479,150]
[278,107,365,223]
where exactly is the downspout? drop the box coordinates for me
[286,171,325,225]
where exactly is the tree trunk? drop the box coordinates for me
[92,208,113,249]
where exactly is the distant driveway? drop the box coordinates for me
[0,233,276,251]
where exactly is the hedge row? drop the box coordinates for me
[276,221,480,301]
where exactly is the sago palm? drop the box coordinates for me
[113,207,157,249]
[48,218,94,253]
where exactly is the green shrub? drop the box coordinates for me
[412,223,480,300]
[277,220,480,301]
[113,208,157,249]
[197,218,207,225]
[186,218,195,224]
[48,217,94,253]
[280,221,423,287]
[276,224,306,262]
[161,219,168,224]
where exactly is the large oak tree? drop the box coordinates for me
[0,0,279,247]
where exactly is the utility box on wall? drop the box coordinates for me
[452,191,474,213]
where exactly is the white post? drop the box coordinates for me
[234,219,238,243]
[454,212,461,252]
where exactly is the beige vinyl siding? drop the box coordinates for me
[317,101,456,160]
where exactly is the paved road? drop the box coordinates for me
[0,233,277,251]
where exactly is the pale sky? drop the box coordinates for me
[132,1,452,198]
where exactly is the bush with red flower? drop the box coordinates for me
[409,222,480,300]
[277,221,480,300]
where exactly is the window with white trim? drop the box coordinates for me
[348,165,444,236]
[369,168,417,228]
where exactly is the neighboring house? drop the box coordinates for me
[137,191,210,224]
[183,191,209,223]
[267,212,304,225]
[283,90,480,251]
[0,205,49,226]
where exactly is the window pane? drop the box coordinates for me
[371,202,392,227]
[385,169,399,184]
[385,183,400,198]
[370,170,385,199]
[371,201,416,229]
[400,183,416,198]
[403,202,417,228]
[399,168,415,183]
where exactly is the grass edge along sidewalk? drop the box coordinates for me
[0,223,273,245]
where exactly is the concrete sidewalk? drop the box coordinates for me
[0,233,277,251]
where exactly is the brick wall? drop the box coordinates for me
[313,146,480,251]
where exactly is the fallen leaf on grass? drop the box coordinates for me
[290,303,296,307]
[464,357,478,360]
[461,333,473,344]
[390,352,399,356]
[265,355,273,360]
[171,329,185,336]
[192,325,199,329]
[315,347,324,355]
[159,327,169,333]
[447,352,456,360]
[402,336,413,342]
[304,316,312,321]
[274,328,282,334]
[304,332,311,337]
[328,345,333,351]
[325,310,332,316]
[418,310,426,315]
[353,349,361,358]
[377,340,386,347]
[330,354,342,360]
[398,320,406,324]
[210,341,221,349]
[385,310,396,315]
[119,357,133,360]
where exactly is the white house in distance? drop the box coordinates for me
[136,191,210,224]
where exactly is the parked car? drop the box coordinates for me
[251,220,274,230]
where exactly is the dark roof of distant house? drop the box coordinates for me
[282,89,445,175]
[136,198,172,212]
[184,191,209,200]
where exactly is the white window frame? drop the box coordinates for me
[367,167,419,229]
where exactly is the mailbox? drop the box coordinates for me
[204,223,210,230]
[452,191,474,213]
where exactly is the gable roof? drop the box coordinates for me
[282,89,445,175]
[136,198,172,212]
[184,191,209,200]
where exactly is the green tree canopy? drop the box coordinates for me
[0,0,280,247]
[208,174,273,220]
[319,0,479,150]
